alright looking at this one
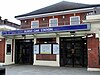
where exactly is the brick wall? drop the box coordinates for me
[20,13,86,29]
[87,34,100,68]
[36,54,56,61]
[0,38,5,63]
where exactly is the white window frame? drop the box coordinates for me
[70,16,80,25]
[31,20,39,28]
[49,18,58,27]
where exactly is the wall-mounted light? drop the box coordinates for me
[70,31,75,37]
[62,16,65,19]
[87,34,93,37]
[84,43,86,45]
[44,41,47,43]
[70,34,75,37]
[25,20,27,23]
[82,36,86,38]
[43,18,45,21]
[22,35,26,39]
[0,39,2,42]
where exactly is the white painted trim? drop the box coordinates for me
[0,63,5,66]
[70,16,80,25]
[49,18,58,27]
[13,39,15,63]
[16,8,94,20]
[31,20,39,28]
[87,68,100,71]
[5,39,13,65]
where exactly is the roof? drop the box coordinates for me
[15,1,100,18]
[0,19,20,29]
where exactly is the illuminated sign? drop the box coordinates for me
[2,24,90,35]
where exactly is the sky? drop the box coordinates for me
[0,0,100,25]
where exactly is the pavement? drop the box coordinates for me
[5,65,100,75]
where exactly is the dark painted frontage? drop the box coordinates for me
[60,37,87,67]
[15,39,33,65]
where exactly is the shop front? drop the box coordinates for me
[60,37,87,67]
[15,39,33,64]
[2,24,91,67]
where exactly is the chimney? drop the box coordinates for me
[4,19,8,24]
[0,16,2,20]
[4,19,8,21]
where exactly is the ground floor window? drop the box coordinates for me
[34,38,58,61]
[36,38,57,54]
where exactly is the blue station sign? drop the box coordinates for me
[2,24,90,36]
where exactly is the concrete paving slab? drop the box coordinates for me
[4,65,100,75]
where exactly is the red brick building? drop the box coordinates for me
[0,17,20,65]
[1,1,100,71]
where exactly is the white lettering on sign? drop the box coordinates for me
[24,30,32,33]
[34,29,39,32]
[41,28,53,32]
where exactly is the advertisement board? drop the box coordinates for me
[40,44,51,54]
[53,44,59,54]
[34,45,39,54]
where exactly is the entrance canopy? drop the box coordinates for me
[2,24,90,36]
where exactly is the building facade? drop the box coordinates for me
[0,17,20,65]
[1,1,100,71]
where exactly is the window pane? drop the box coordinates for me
[50,19,58,27]
[31,21,39,28]
[70,16,80,25]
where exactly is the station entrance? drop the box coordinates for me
[15,39,33,64]
[60,37,87,67]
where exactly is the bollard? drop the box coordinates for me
[0,68,5,75]
[0,64,5,75]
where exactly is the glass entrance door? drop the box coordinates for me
[60,37,87,67]
[66,41,83,67]
[15,39,33,64]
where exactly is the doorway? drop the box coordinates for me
[15,39,33,64]
[60,37,87,67]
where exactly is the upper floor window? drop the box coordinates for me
[70,16,80,25]
[31,20,39,28]
[49,18,58,27]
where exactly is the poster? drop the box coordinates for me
[34,45,39,54]
[40,44,51,54]
[53,44,59,54]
